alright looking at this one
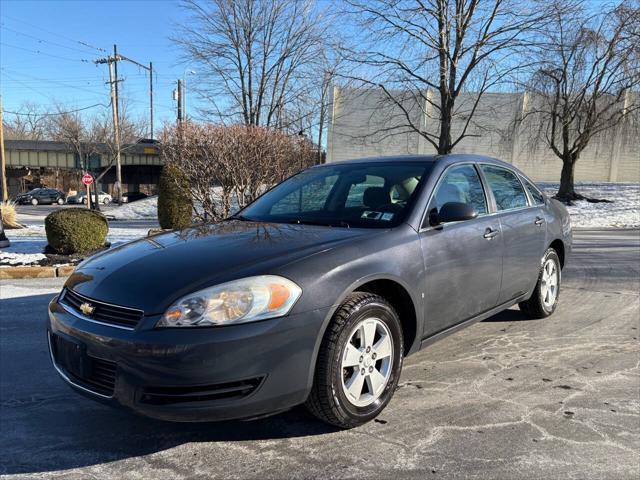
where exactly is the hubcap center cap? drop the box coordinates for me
[363,355,373,368]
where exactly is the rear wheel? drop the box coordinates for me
[519,248,561,319]
[306,292,403,428]
[57,198,64,205]
[31,198,38,206]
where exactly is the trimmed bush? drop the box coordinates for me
[45,208,109,254]
[158,163,192,229]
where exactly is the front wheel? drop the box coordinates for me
[57,198,64,205]
[103,198,110,205]
[306,292,403,428]
[31,198,38,206]
[519,248,561,319]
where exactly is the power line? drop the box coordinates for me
[1,68,108,97]
[0,42,91,63]
[1,14,107,53]
[0,24,103,56]
[3,103,110,116]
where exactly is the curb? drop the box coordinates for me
[0,265,75,280]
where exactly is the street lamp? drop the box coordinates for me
[183,69,196,120]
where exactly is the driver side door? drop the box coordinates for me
[419,164,503,338]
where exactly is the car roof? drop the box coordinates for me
[319,154,516,170]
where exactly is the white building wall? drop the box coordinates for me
[327,88,639,183]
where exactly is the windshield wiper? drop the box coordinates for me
[227,214,255,222]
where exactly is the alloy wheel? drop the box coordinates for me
[541,258,559,308]
[341,317,394,407]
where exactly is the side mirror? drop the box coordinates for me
[434,202,478,225]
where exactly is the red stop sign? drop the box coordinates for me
[82,174,94,186]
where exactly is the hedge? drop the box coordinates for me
[45,208,109,255]
[158,163,193,230]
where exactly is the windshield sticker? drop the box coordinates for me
[381,212,395,221]
[361,211,383,220]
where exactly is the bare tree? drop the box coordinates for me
[3,102,49,140]
[524,0,640,202]
[173,0,330,130]
[341,0,547,154]
[46,107,101,174]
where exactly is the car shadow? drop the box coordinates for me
[0,293,339,476]
[481,306,532,322]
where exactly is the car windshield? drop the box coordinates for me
[239,162,433,228]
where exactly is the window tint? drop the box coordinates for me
[345,175,385,208]
[270,175,339,215]
[480,165,528,211]
[242,163,432,228]
[429,164,487,216]
[522,177,545,205]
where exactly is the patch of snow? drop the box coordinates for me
[0,223,153,266]
[0,251,47,266]
[103,196,158,220]
[539,182,640,229]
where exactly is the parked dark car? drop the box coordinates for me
[47,154,572,428]
[119,191,148,203]
[16,188,65,205]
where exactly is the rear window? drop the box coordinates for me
[522,177,545,205]
[480,165,528,211]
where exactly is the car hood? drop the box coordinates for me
[65,220,371,314]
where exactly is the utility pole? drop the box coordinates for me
[176,79,183,125]
[95,46,154,202]
[96,50,123,203]
[108,60,122,203]
[0,95,8,203]
[149,62,154,139]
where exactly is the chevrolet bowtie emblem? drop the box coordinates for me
[79,302,95,316]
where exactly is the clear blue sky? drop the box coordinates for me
[1,0,192,133]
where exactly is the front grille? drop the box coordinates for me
[139,377,264,405]
[61,288,144,329]
[50,333,117,397]
[80,356,117,396]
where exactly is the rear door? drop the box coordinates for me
[419,164,503,337]
[479,165,547,304]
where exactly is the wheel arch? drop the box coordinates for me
[304,273,421,395]
[353,279,418,357]
[549,238,565,268]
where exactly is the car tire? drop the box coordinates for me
[519,248,561,319]
[57,198,64,205]
[31,198,38,206]
[103,198,110,205]
[305,292,403,429]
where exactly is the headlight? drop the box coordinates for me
[157,275,302,327]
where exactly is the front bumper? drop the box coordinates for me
[47,296,330,422]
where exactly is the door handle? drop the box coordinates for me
[535,216,545,226]
[483,228,499,240]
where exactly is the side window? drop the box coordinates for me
[480,165,528,211]
[426,165,487,224]
[270,175,338,215]
[345,175,385,208]
[522,177,545,205]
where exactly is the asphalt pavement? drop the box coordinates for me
[0,229,638,479]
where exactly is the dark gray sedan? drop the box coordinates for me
[47,154,571,428]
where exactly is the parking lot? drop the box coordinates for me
[1,229,638,479]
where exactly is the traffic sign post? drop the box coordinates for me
[82,174,94,209]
